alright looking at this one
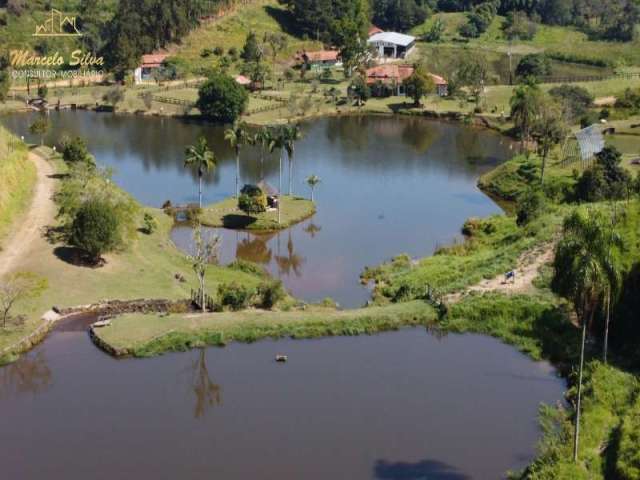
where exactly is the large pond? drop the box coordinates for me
[2,111,513,307]
[0,316,565,479]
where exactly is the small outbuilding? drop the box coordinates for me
[295,50,341,70]
[134,53,169,84]
[367,32,416,59]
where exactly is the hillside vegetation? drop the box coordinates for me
[0,126,36,246]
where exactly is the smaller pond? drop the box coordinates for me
[0,318,565,480]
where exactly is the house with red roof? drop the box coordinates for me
[365,64,449,97]
[295,50,341,70]
[134,53,169,84]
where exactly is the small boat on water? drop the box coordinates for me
[275,354,288,363]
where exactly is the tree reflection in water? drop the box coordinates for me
[303,221,322,238]
[191,349,222,419]
[235,231,276,265]
[0,351,52,398]
[275,231,305,277]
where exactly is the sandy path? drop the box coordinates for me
[445,242,556,303]
[0,152,56,278]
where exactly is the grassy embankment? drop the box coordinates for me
[199,195,315,230]
[0,126,36,246]
[93,301,436,357]
[0,147,269,357]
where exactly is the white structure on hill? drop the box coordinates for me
[367,32,416,59]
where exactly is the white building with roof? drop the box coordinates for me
[367,32,416,59]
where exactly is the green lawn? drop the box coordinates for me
[199,195,315,230]
[412,13,640,68]
[92,300,436,357]
[0,127,36,246]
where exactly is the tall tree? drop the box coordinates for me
[283,124,302,196]
[552,209,623,462]
[188,222,220,313]
[224,121,249,198]
[268,127,286,224]
[184,136,216,208]
[532,98,568,183]
[510,82,542,153]
[306,175,321,201]
[403,65,436,107]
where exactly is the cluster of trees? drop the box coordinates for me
[55,137,139,264]
[459,1,499,38]
[371,0,434,31]
[437,0,639,41]
[575,146,636,203]
[100,0,236,79]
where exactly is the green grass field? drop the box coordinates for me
[199,195,315,230]
[0,127,36,246]
[412,13,640,67]
[92,300,436,356]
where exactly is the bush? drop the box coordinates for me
[61,136,93,164]
[238,184,267,214]
[615,88,640,111]
[217,282,254,310]
[516,54,551,80]
[213,46,224,56]
[256,280,286,309]
[196,71,248,123]
[549,85,594,122]
[185,204,202,222]
[142,212,157,234]
[579,111,600,128]
[227,259,268,278]
[70,199,121,263]
[617,397,640,479]
[516,189,547,227]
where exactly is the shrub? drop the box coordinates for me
[516,54,551,80]
[185,205,202,222]
[238,184,267,214]
[616,397,640,479]
[213,46,224,56]
[615,88,640,111]
[142,212,157,234]
[196,71,248,123]
[227,259,268,278]
[217,282,254,310]
[549,84,594,122]
[516,189,547,227]
[256,280,286,309]
[61,136,93,164]
[70,199,121,263]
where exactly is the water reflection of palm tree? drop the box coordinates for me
[275,230,305,277]
[304,220,321,238]
[191,349,221,419]
[236,232,275,265]
[0,351,52,398]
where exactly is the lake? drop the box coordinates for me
[1,111,514,307]
[0,315,564,480]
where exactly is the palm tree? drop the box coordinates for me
[552,209,622,463]
[184,137,216,208]
[510,82,541,154]
[306,174,321,201]
[268,126,286,224]
[283,124,302,195]
[224,121,249,198]
[253,127,272,182]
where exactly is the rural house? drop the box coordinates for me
[366,64,449,97]
[134,54,169,84]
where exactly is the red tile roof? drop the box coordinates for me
[234,75,251,85]
[366,65,448,86]
[140,54,168,68]
[366,64,415,84]
[368,25,384,36]
[296,50,340,63]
